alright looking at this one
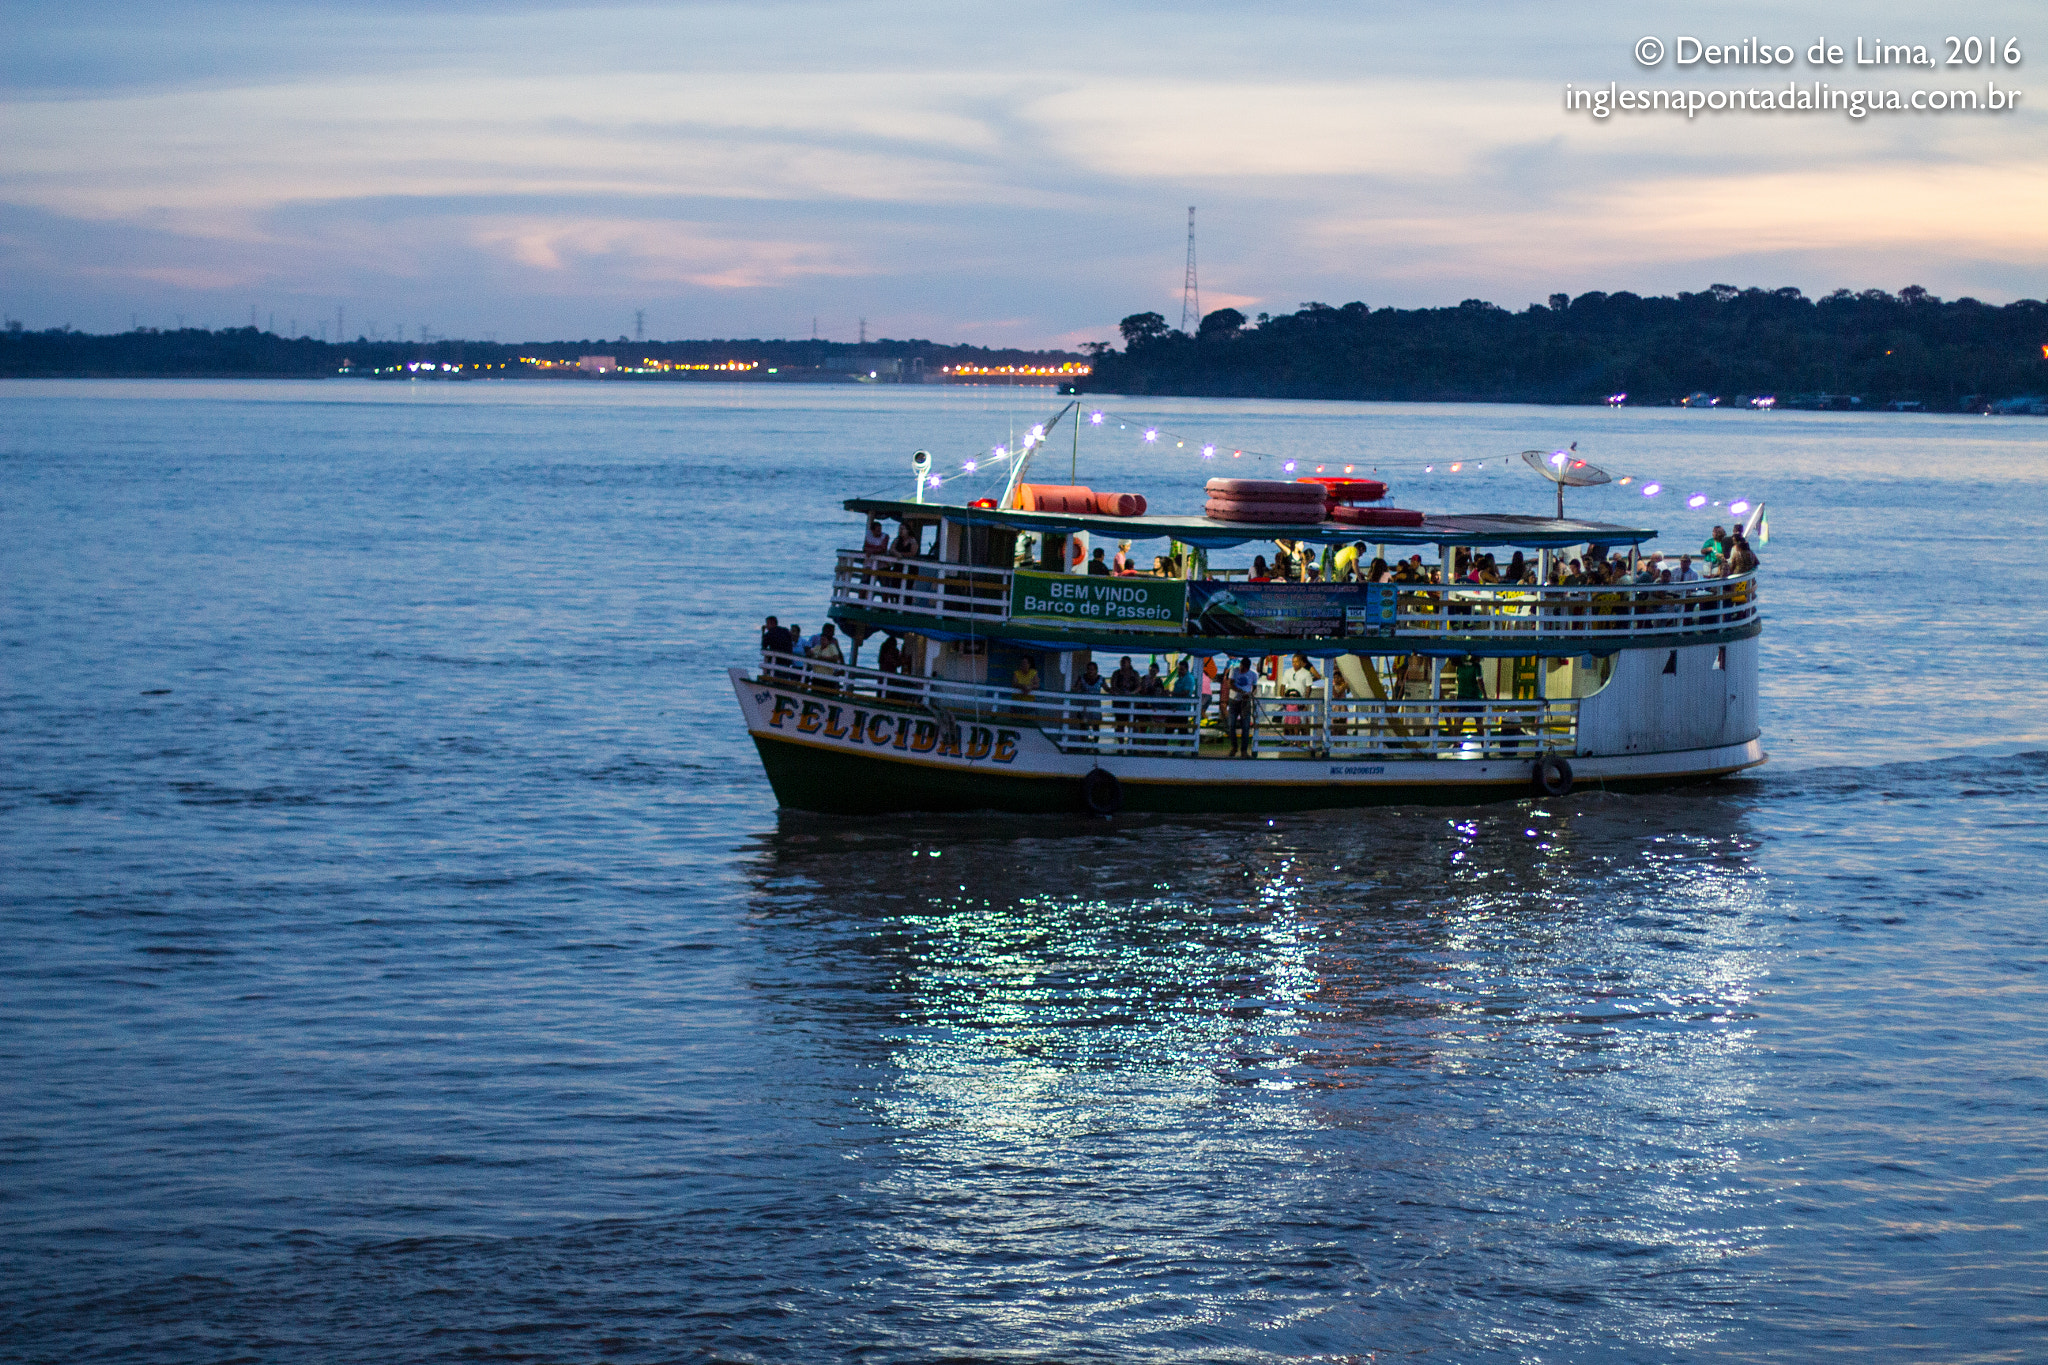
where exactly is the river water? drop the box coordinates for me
[2,380,2044,1362]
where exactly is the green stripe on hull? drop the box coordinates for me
[752,734,1735,816]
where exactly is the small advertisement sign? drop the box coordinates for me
[1009,571,1187,633]
[1189,582,1373,638]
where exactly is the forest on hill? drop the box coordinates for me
[1082,286,2048,409]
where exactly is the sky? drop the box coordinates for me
[2,0,2041,347]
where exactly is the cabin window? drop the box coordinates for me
[1714,646,1727,671]
[961,524,1016,568]
[1662,650,1678,675]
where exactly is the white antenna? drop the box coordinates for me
[1180,206,1200,333]
[998,401,1078,508]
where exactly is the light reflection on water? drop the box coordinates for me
[742,790,1779,1358]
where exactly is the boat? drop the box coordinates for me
[730,410,1765,815]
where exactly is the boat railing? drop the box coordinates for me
[756,652,1580,760]
[1244,695,1579,760]
[828,550,1011,623]
[1392,575,1759,640]
[755,651,1199,757]
[827,549,1759,643]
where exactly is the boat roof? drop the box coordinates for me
[844,498,1657,549]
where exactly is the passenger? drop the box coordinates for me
[1281,653,1321,738]
[1087,547,1112,575]
[1304,562,1323,582]
[1273,543,1296,581]
[864,517,889,556]
[876,634,902,675]
[811,624,845,692]
[1113,540,1133,574]
[1168,658,1197,735]
[886,523,920,604]
[1137,662,1167,735]
[1070,659,1106,744]
[1701,525,1732,567]
[1152,554,1172,576]
[761,614,793,656]
[1282,652,1322,698]
[1251,554,1271,582]
[787,623,806,655]
[1677,555,1700,582]
[1011,654,1040,698]
[1109,655,1142,737]
[1729,528,1759,573]
[1334,540,1363,581]
[1452,652,1485,738]
[1226,656,1259,758]
[1508,551,1527,583]
[1398,652,1431,701]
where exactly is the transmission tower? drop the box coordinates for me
[634,309,645,342]
[1179,206,1200,333]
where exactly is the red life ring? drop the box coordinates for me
[1204,498,1327,524]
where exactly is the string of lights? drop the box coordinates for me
[881,405,1764,525]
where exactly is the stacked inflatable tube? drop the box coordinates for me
[1204,478,1328,524]
[1016,483,1094,513]
[1296,476,1389,503]
[1329,504,1426,527]
[1016,483,1147,516]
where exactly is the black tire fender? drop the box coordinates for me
[1080,767,1123,816]
[1532,755,1574,797]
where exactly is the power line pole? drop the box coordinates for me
[1180,205,1200,333]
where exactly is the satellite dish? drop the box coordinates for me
[1520,445,1612,487]
[1520,443,1611,518]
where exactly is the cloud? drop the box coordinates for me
[466,217,863,288]
[3,0,2043,341]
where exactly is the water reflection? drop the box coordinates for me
[740,787,1779,1358]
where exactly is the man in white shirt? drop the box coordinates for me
[1281,653,1321,698]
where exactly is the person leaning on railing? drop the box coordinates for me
[1108,656,1141,737]
[1168,659,1197,736]
[1136,662,1167,735]
[1225,657,1258,758]
[1069,659,1106,744]
[1011,655,1039,710]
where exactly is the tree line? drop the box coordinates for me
[0,326,1084,378]
[1082,286,2048,408]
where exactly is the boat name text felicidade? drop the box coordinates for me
[766,692,1020,763]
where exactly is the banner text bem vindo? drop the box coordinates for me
[1573,34,2023,119]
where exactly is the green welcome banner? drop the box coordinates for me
[1009,571,1187,634]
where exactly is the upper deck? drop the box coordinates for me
[829,499,1760,656]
